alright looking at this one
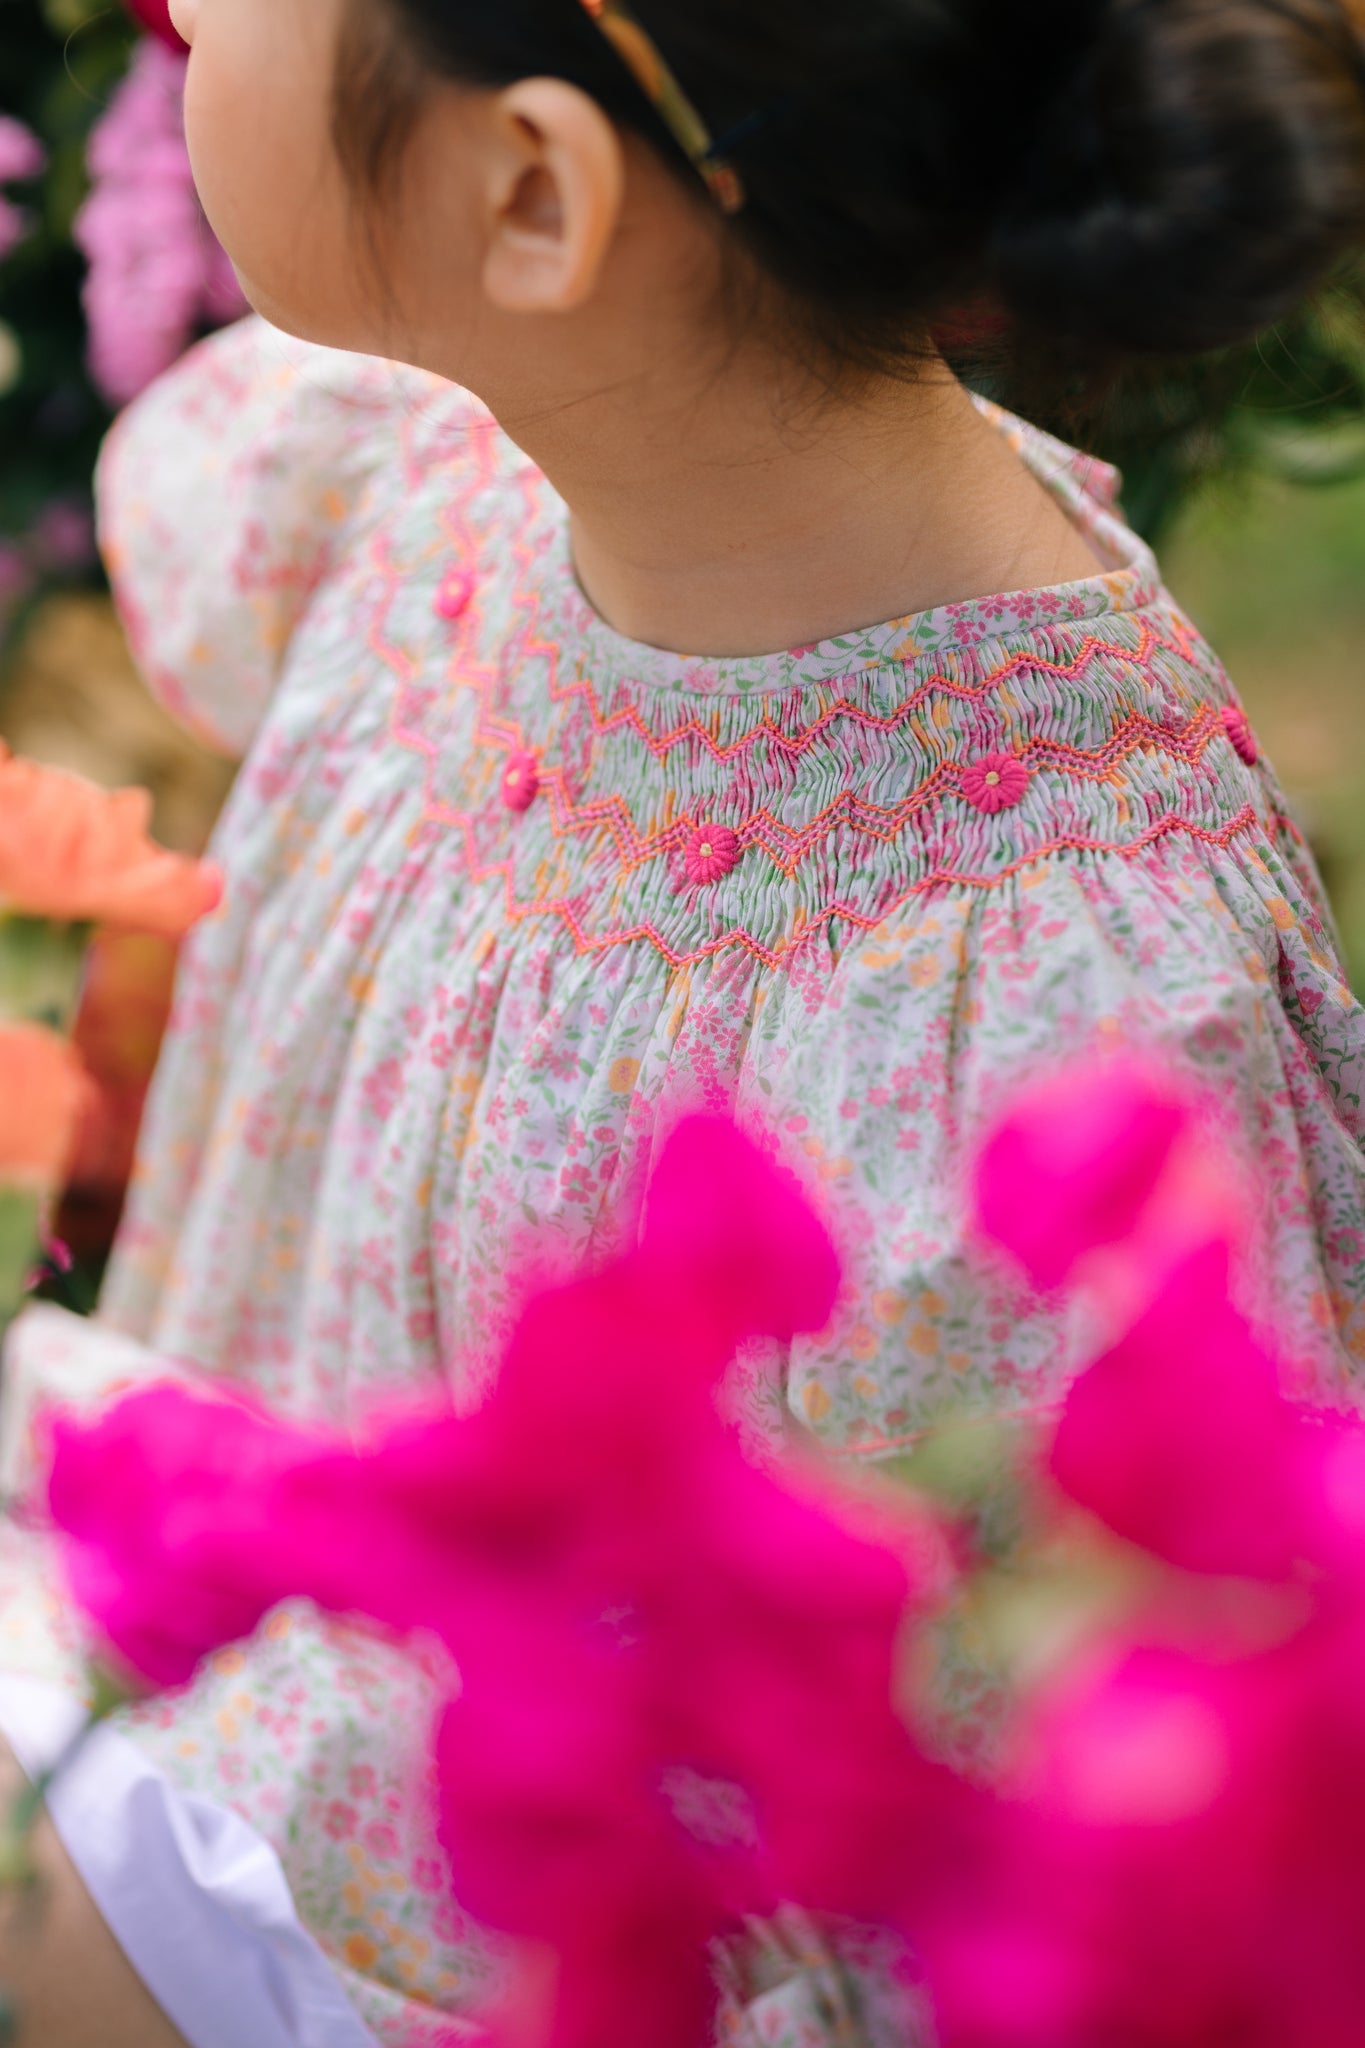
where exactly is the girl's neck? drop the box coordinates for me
[489,339,1104,659]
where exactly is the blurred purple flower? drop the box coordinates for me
[31,497,97,574]
[0,118,44,265]
[0,199,29,266]
[72,39,246,405]
[0,117,44,186]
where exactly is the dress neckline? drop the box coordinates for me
[533,399,1163,701]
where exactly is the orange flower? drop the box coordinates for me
[0,744,222,935]
[0,1022,91,1187]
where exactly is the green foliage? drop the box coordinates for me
[1034,266,1365,547]
[0,0,132,583]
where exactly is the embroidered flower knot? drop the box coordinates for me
[960,751,1031,814]
[684,825,739,886]
[434,567,475,622]
[1221,704,1258,768]
[500,751,539,813]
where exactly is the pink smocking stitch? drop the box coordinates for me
[543,619,1170,767]
[370,463,1271,971]
[501,750,540,812]
[684,824,739,886]
[1222,704,1258,767]
[960,752,1031,814]
[434,566,475,621]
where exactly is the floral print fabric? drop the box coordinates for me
[4,314,1365,2041]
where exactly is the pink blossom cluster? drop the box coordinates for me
[0,116,45,265]
[72,39,244,405]
[50,1118,958,2048]
[49,1068,1365,2047]
[922,1060,1365,2047]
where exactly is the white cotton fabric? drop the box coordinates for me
[0,1674,379,2048]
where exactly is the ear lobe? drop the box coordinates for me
[482,78,625,314]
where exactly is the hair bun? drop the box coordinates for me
[989,0,1365,354]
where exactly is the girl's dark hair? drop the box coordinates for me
[335,0,1365,371]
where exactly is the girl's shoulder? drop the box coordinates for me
[97,316,483,757]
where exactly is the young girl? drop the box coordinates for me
[5,0,1365,2041]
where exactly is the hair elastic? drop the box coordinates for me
[576,0,745,212]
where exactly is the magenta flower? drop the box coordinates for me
[49,1386,334,1688]
[959,752,1032,814]
[953,1054,1365,2040]
[976,1058,1325,1579]
[973,1056,1188,1294]
[1049,1239,1318,1580]
[50,1117,955,2048]
[925,1614,1365,2048]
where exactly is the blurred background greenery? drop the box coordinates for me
[1163,465,1365,991]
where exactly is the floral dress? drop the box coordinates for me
[2,313,1364,2046]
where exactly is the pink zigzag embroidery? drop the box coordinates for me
[374,470,1268,969]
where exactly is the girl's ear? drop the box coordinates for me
[481,79,626,314]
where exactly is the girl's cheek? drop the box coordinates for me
[181,0,360,344]
[167,0,196,45]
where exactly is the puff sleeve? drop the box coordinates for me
[97,316,435,759]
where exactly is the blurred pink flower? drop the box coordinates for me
[73,40,245,405]
[940,1053,1365,2041]
[974,1056,1319,1580]
[49,1386,333,1687]
[51,1118,956,2048]
[973,1056,1187,1294]
[1049,1240,1315,1580]
[0,118,44,185]
[925,1614,1365,2048]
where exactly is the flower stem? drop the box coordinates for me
[0,916,91,1033]
[0,916,91,1344]
[0,1190,40,1337]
